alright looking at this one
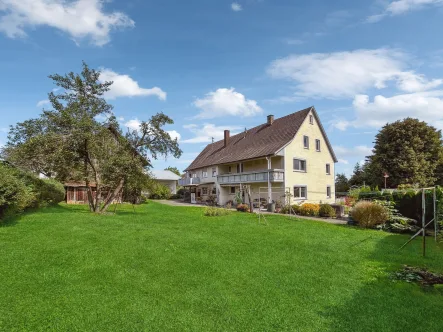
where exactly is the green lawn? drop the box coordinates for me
[1,202,442,331]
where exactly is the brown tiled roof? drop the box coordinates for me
[185,107,337,171]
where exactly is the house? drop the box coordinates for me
[179,107,337,206]
[65,182,122,204]
[151,170,181,194]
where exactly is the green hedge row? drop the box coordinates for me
[357,189,441,226]
[0,163,65,219]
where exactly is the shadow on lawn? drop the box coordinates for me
[323,232,443,332]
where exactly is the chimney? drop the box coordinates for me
[267,115,274,125]
[224,130,230,147]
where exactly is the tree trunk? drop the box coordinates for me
[100,178,124,213]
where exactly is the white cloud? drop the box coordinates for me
[332,91,443,130]
[338,159,349,165]
[0,0,134,46]
[36,99,50,107]
[267,48,442,99]
[352,91,443,128]
[124,119,141,131]
[99,69,166,100]
[167,130,181,141]
[334,145,373,159]
[193,88,262,119]
[181,123,242,144]
[367,0,443,22]
[231,3,242,11]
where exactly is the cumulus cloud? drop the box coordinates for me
[267,48,442,100]
[181,123,242,144]
[332,91,443,130]
[36,99,50,107]
[368,0,443,22]
[99,69,166,100]
[124,119,141,131]
[193,88,262,119]
[0,0,134,46]
[167,130,181,141]
[231,3,242,11]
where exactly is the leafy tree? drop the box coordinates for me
[368,118,443,188]
[3,62,182,213]
[335,173,350,193]
[165,166,181,177]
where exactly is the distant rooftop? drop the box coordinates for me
[151,170,181,181]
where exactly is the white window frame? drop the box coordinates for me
[228,166,232,173]
[212,168,217,177]
[326,163,331,175]
[293,158,307,172]
[303,135,309,149]
[294,186,307,200]
[316,139,321,152]
[202,169,208,178]
[202,187,208,195]
[309,115,314,124]
[230,186,236,194]
[327,186,331,199]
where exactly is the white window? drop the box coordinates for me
[202,169,208,178]
[309,115,314,124]
[303,136,309,149]
[327,186,331,198]
[212,168,217,177]
[202,187,208,195]
[294,186,307,199]
[293,158,307,172]
[192,173,197,178]
[326,164,331,175]
[316,139,321,152]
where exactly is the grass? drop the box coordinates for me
[1,201,443,331]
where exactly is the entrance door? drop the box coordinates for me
[191,193,196,204]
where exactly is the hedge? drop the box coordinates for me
[0,163,65,219]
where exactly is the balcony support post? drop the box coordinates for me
[266,156,272,203]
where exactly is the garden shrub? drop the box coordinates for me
[204,207,231,217]
[299,203,320,216]
[35,179,65,206]
[0,164,36,218]
[351,201,389,228]
[149,184,171,200]
[236,204,250,212]
[319,204,336,218]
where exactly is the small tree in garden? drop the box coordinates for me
[3,62,182,213]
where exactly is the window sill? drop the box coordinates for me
[293,170,307,173]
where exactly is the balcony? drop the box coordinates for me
[217,169,284,185]
[179,177,201,186]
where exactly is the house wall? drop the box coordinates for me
[283,110,335,204]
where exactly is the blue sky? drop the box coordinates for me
[1,0,443,176]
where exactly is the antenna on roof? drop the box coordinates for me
[211,137,214,144]
[243,127,247,138]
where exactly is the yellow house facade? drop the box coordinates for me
[180,107,337,207]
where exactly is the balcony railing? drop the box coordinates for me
[179,177,201,186]
[217,169,284,185]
